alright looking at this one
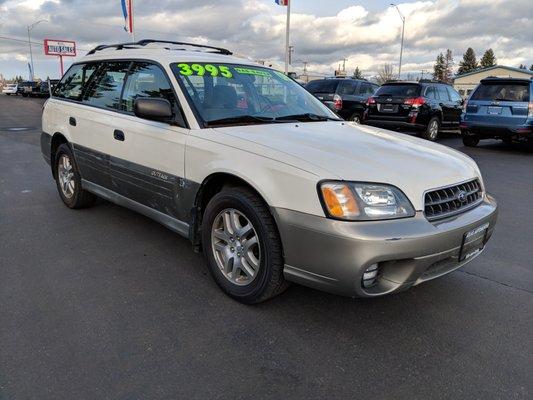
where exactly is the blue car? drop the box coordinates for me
[461,77,532,146]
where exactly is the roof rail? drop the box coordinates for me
[87,39,233,56]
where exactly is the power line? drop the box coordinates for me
[0,35,91,51]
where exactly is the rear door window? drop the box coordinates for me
[471,83,530,102]
[121,62,178,112]
[54,63,98,101]
[359,82,377,96]
[338,80,358,95]
[436,85,450,101]
[83,62,130,110]
[375,84,421,97]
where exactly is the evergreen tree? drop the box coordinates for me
[530,64,533,71]
[519,64,527,69]
[352,66,363,79]
[443,49,454,83]
[433,53,445,81]
[480,49,497,68]
[457,48,478,75]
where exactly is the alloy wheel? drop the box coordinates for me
[211,208,261,286]
[58,154,75,199]
[428,120,439,139]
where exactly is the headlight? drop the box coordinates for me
[319,181,415,221]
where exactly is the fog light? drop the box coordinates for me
[362,263,379,288]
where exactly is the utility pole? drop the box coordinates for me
[27,20,47,81]
[284,0,291,74]
[390,4,405,79]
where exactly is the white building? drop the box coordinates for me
[453,65,533,97]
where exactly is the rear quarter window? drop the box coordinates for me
[471,83,530,102]
[305,80,339,93]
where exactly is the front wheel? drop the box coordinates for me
[202,187,288,303]
[462,135,479,147]
[54,143,96,209]
[423,117,440,141]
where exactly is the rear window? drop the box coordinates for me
[471,82,530,102]
[375,84,421,97]
[305,80,340,93]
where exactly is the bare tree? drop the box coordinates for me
[376,63,395,85]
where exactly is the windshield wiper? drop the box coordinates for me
[205,115,276,126]
[274,113,341,122]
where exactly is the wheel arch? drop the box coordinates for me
[190,172,279,252]
[50,132,70,178]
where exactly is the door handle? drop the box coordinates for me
[113,129,125,141]
[69,117,76,126]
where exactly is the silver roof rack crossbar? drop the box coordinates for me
[87,39,233,55]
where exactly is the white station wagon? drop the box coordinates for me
[41,40,498,303]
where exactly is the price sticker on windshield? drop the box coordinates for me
[176,63,233,78]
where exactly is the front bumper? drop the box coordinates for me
[272,195,498,298]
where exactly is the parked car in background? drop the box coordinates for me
[461,77,533,146]
[305,78,379,123]
[363,80,464,141]
[2,83,18,95]
[31,79,60,98]
[17,81,39,97]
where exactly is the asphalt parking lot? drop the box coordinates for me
[0,95,532,399]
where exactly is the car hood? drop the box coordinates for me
[212,121,481,210]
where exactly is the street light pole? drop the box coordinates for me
[390,4,405,79]
[27,20,47,81]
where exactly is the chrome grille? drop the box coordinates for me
[424,179,483,221]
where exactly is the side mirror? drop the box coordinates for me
[134,98,173,122]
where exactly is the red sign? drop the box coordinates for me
[44,39,76,57]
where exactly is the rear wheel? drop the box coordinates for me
[54,143,96,209]
[349,113,362,124]
[423,117,440,141]
[462,135,479,147]
[202,187,288,303]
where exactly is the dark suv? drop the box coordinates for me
[461,77,532,146]
[363,81,464,140]
[17,81,39,97]
[305,78,379,123]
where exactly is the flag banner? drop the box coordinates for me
[121,0,134,33]
[275,0,288,6]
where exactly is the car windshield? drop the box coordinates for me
[471,83,530,102]
[375,84,421,97]
[172,63,339,126]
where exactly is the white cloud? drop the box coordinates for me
[0,0,531,80]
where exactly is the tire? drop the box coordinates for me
[54,143,96,209]
[423,117,440,141]
[462,135,479,147]
[349,113,362,124]
[202,187,288,303]
[22,93,27,97]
